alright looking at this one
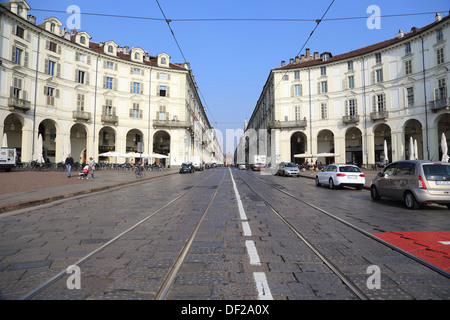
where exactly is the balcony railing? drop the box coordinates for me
[72,110,91,122]
[268,119,307,129]
[101,114,119,125]
[8,97,31,112]
[342,114,360,125]
[429,97,450,112]
[153,119,193,129]
[370,110,389,122]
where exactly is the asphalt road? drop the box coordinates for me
[0,167,448,303]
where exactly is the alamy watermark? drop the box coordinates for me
[66,265,81,290]
[66,5,81,30]
[366,265,381,289]
[367,5,381,30]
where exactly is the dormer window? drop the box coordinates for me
[161,57,167,65]
[50,23,55,33]
[108,45,113,53]
[135,53,140,60]
[80,36,86,45]
[17,5,22,16]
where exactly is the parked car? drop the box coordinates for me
[316,164,365,189]
[238,164,246,170]
[276,162,300,177]
[370,160,450,210]
[179,162,195,174]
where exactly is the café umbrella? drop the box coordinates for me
[441,133,449,162]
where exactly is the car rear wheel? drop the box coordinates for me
[329,178,335,189]
[404,192,419,210]
[370,186,380,200]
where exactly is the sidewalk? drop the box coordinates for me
[0,168,177,214]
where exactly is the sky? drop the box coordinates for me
[25,0,449,155]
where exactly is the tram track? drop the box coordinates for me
[232,168,450,300]
[20,170,226,300]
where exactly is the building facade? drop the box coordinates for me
[238,13,450,168]
[0,0,223,166]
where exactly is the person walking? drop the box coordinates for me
[65,154,74,178]
[88,157,95,179]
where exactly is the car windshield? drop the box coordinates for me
[339,166,361,173]
[286,163,297,167]
[422,164,450,181]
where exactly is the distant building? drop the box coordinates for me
[0,0,223,165]
[238,13,450,167]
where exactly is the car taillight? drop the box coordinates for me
[336,173,346,177]
[359,174,365,177]
[418,176,427,189]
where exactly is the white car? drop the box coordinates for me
[316,164,365,190]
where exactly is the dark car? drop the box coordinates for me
[179,162,195,174]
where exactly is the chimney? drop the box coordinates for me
[290,58,294,64]
[27,15,36,25]
[281,61,286,66]
[398,29,404,38]
[305,48,310,58]
[314,52,319,60]
[295,56,300,62]
[435,12,442,22]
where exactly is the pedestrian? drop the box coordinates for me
[65,154,74,178]
[88,157,95,179]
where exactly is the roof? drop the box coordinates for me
[275,13,450,71]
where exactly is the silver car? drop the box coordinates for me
[276,162,300,177]
[370,160,450,210]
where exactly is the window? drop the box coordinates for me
[405,60,412,75]
[77,53,86,63]
[106,61,114,70]
[405,42,411,55]
[14,47,22,65]
[348,76,354,89]
[407,87,414,107]
[133,82,141,94]
[77,70,86,84]
[133,68,141,75]
[375,53,382,64]
[436,28,444,42]
[376,69,383,83]
[11,78,22,99]
[321,103,328,119]
[320,81,327,93]
[134,53,140,60]
[295,106,301,121]
[294,71,300,80]
[105,77,113,89]
[294,84,301,96]
[45,86,56,106]
[396,162,415,175]
[15,26,24,39]
[320,66,327,76]
[347,99,357,116]
[77,94,85,111]
[47,60,56,76]
[348,61,353,71]
[104,99,113,115]
[375,94,386,112]
[48,41,57,53]
[161,57,167,64]
[159,86,167,97]
[282,75,289,81]
[130,103,141,118]
[108,45,114,53]
[159,73,168,80]
[437,78,447,100]
[158,106,167,120]
[437,48,444,65]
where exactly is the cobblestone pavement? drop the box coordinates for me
[0,167,448,302]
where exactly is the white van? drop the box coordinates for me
[0,147,17,171]
[191,156,204,171]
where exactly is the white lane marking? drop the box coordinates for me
[230,170,248,221]
[254,272,273,300]
[242,221,252,236]
[439,241,450,245]
[245,240,261,266]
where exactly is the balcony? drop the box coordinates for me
[268,119,307,130]
[370,110,389,122]
[8,97,31,113]
[101,114,118,125]
[72,110,91,122]
[342,114,360,125]
[153,119,193,130]
[429,97,450,112]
